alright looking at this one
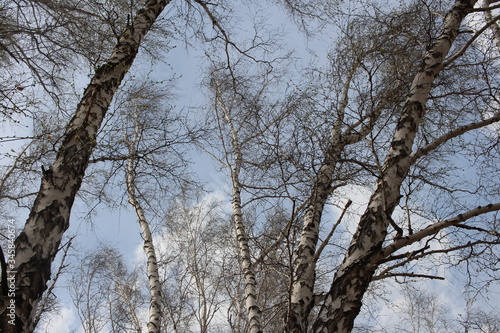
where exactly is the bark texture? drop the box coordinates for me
[286,57,403,331]
[484,0,500,50]
[125,111,162,333]
[285,63,357,332]
[216,86,263,333]
[312,1,476,332]
[0,1,171,332]
[231,174,263,333]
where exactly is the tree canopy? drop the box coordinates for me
[1,0,499,332]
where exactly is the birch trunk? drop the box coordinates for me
[285,64,357,332]
[484,0,500,50]
[285,56,407,331]
[125,109,162,333]
[0,1,171,331]
[312,1,476,332]
[231,173,263,333]
[285,144,343,332]
[216,86,263,333]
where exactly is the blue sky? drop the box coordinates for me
[1,0,499,331]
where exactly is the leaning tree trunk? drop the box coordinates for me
[312,1,476,332]
[0,1,171,332]
[285,62,358,333]
[125,109,162,333]
[286,57,406,332]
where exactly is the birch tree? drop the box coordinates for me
[209,76,264,333]
[0,0,141,119]
[86,74,195,332]
[283,0,500,331]
[315,3,498,330]
[203,61,304,331]
[2,0,499,332]
[124,101,163,333]
[0,1,173,331]
[68,246,145,333]
[159,194,232,332]
[0,0,128,216]
[196,3,500,331]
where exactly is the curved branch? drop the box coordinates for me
[410,113,500,162]
[443,13,500,67]
[381,203,500,258]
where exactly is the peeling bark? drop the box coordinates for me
[0,1,171,332]
[312,1,476,332]
[285,63,357,333]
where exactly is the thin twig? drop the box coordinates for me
[312,200,352,264]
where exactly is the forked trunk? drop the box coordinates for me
[312,1,476,332]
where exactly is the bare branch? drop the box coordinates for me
[312,199,352,264]
[453,223,500,237]
[372,272,445,281]
[255,200,305,265]
[411,113,500,162]
[382,203,500,258]
[443,13,500,67]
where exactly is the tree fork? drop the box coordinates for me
[312,1,477,332]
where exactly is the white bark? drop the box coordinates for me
[286,63,357,332]
[484,0,500,51]
[313,1,477,332]
[125,108,162,333]
[287,57,407,331]
[0,1,172,331]
[215,85,263,333]
[231,175,263,333]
